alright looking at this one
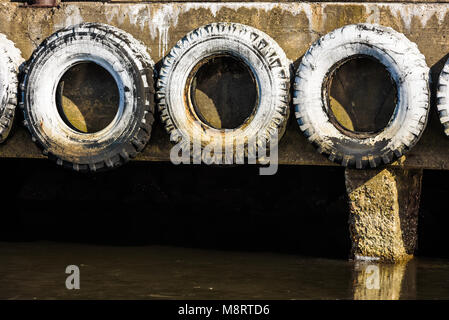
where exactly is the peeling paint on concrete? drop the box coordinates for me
[93,2,449,58]
[384,4,447,31]
[54,5,84,30]
[366,5,381,24]
[100,3,329,57]
[4,2,449,56]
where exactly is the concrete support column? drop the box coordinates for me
[345,168,423,263]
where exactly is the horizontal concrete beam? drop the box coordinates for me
[2,2,449,169]
[13,1,449,3]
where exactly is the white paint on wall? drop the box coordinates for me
[56,2,449,57]
[366,5,381,25]
[383,4,447,32]
[127,4,150,31]
[147,5,182,57]
[54,5,84,31]
[105,2,329,57]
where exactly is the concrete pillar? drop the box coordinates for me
[345,168,423,263]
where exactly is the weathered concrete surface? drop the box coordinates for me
[58,62,120,133]
[108,1,449,3]
[329,57,396,133]
[345,168,422,262]
[2,1,449,168]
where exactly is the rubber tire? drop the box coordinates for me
[294,24,430,169]
[0,33,23,142]
[436,59,449,136]
[20,23,155,172]
[157,22,290,162]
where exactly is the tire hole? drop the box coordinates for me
[189,56,258,130]
[327,57,397,134]
[56,62,120,133]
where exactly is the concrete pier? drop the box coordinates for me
[0,1,446,264]
[2,1,449,170]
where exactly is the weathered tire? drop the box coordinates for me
[157,22,290,162]
[437,59,449,136]
[20,23,155,172]
[0,33,23,142]
[294,24,429,169]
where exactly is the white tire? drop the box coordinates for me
[294,24,430,169]
[20,23,155,172]
[437,59,449,136]
[157,23,290,162]
[0,33,24,142]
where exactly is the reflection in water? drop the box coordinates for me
[1,242,448,299]
[352,260,415,300]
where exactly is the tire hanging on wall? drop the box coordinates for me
[437,59,449,136]
[294,24,430,169]
[0,33,24,142]
[157,22,290,163]
[20,23,155,172]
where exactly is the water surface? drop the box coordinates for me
[0,242,448,300]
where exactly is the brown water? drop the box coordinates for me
[0,242,448,300]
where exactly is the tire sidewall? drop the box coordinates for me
[159,23,290,153]
[295,24,429,167]
[0,34,23,142]
[23,25,150,166]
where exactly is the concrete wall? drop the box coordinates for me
[2,1,449,169]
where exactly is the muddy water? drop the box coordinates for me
[1,162,449,299]
[0,242,448,300]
